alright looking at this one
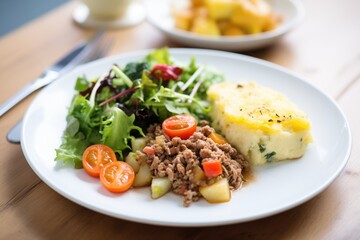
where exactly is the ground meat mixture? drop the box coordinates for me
[140,120,249,207]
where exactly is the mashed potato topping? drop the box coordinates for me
[207,81,312,165]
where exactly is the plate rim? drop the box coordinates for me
[21,48,352,227]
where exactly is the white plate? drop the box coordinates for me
[21,49,351,227]
[146,0,305,51]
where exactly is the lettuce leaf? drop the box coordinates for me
[101,106,144,158]
[55,48,224,169]
[55,95,101,168]
[55,94,142,167]
[144,47,172,66]
[123,62,150,81]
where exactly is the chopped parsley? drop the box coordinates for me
[264,151,276,162]
[259,144,266,153]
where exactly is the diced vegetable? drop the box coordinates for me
[125,152,140,173]
[191,17,220,36]
[131,137,149,152]
[133,160,152,187]
[192,165,206,184]
[155,135,166,145]
[209,132,227,144]
[206,0,236,20]
[173,9,193,30]
[199,178,231,203]
[143,146,155,156]
[151,177,172,199]
[202,159,222,177]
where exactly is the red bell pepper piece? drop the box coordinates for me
[202,159,222,177]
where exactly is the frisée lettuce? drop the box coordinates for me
[55,48,224,168]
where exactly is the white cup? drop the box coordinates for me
[82,0,132,20]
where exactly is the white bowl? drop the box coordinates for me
[146,0,305,51]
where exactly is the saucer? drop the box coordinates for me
[73,2,146,29]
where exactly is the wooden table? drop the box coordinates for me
[1,1,359,239]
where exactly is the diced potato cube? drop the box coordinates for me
[223,26,245,36]
[151,177,172,199]
[191,165,206,184]
[173,9,193,31]
[125,152,140,173]
[191,17,220,36]
[205,0,237,20]
[155,135,166,145]
[230,0,271,34]
[218,20,245,36]
[191,0,206,7]
[199,178,231,203]
[131,137,148,152]
[133,160,152,187]
[193,7,208,18]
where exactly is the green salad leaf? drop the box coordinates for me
[55,95,101,168]
[74,76,90,92]
[144,48,172,66]
[55,48,224,168]
[123,62,150,81]
[101,106,144,158]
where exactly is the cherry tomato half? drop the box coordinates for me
[162,114,197,140]
[100,161,135,193]
[82,144,117,177]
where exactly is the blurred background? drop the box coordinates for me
[0,0,69,36]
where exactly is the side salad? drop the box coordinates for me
[55,48,224,168]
